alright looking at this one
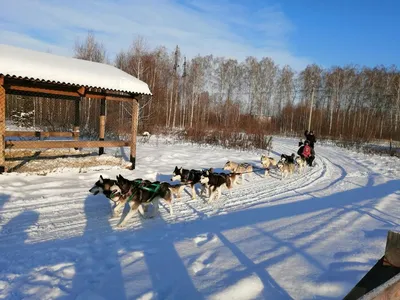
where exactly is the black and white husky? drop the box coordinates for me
[89,175,147,217]
[90,175,184,224]
[200,170,232,202]
[281,153,296,164]
[89,175,117,199]
[171,166,207,199]
[111,175,174,227]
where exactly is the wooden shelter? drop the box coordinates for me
[0,44,152,174]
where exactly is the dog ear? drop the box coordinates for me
[99,175,104,183]
[117,175,123,183]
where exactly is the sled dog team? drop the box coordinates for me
[89,153,312,227]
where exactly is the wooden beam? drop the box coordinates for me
[129,98,139,170]
[73,98,81,150]
[0,85,5,173]
[384,230,400,267]
[343,256,400,300]
[8,85,84,98]
[5,82,136,102]
[104,95,133,102]
[99,98,106,155]
[364,274,400,300]
[6,131,74,138]
[5,140,130,149]
[77,87,86,97]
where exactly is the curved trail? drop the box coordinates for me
[0,141,346,245]
[1,137,399,300]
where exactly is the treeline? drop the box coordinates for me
[6,33,400,142]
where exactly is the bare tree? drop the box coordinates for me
[74,32,108,133]
[74,31,107,63]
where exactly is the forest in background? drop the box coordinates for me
[6,33,400,148]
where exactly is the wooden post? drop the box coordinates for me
[73,97,81,150]
[99,98,106,155]
[0,82,5,174]
[384,230,400,267]
[130,98,139,169]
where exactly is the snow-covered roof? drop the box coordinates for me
[0,44,152,95]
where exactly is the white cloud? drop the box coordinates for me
[0,0,311,70]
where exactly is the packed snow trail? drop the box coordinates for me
[0,137,399,300]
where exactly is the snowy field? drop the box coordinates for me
[0,136,399,300]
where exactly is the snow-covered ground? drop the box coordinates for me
[0,137,399,300]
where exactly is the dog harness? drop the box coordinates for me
[114,181,162,203]
[140,183,162,202]
[110,179,143,202]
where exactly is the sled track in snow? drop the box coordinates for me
[0,144,363,247]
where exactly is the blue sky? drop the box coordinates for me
[279,0,400,68]
[0,0,398,71]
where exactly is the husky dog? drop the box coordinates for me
[112,175,174,227]
[207,167,239,188]
[260,155,278,177]
[281,153,296,164]
[171,166,206,199]
[277,160,295,180]
[167,183,187,200]
[295,155,307,173]
[89,175,117,198]
[89,175,140,216]
[200,170,232,202]
[223,161,253,183]
[219,172,238,188]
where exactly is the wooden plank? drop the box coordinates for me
[366,275,400,300]
[73,98,81,150]
[104,95,133,102]
[343,256,400,300]
[6,131,74,138]
[99,98,106,155]
[6,131,39,137]
[384,231,400,267]
[129,98,139,169]
[0,85,5,173]
[5,140,130,149]
[6,84,135,102]
[8,85,84,98]
[73,98,81,139]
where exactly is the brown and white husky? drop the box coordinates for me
[223,161,253,183]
